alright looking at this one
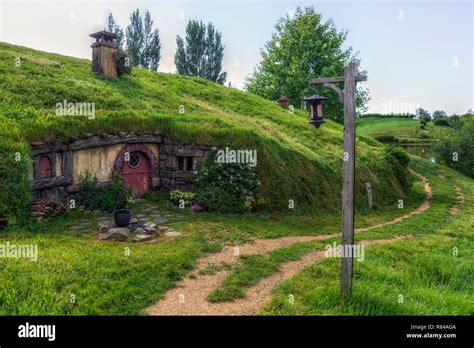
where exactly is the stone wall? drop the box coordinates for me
[71,143,159,184]
[29,133,210,203]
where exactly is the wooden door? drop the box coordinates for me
[121,152,150,198]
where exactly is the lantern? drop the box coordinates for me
[277,95,290,109]
[304,94,327,128]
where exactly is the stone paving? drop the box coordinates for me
[64,202,183,240]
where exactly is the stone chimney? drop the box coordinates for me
[90,31,118,77]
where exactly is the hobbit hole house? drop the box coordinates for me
[29,32,211,204]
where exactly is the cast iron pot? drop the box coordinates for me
[114,209,131,227]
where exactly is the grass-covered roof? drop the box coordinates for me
[0,42,408,213]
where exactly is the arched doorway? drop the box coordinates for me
[120,151,150,198]
[114,144,159,199]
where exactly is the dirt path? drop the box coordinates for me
[450,186,465,215]
[146,170,431,316]
[146,235,411,315]
[356,170,432,232]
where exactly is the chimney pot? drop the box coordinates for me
[90,31,118,77]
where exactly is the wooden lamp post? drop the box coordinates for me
[309,63,367,297]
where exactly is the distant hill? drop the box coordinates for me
[357,117,450,142]
[0,42,410,212]
[356,116,454,159]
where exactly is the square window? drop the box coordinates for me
[186,157,193,171]
[178,157,185,170]
[177,156,194,171]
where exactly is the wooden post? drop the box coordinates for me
[365,182,373,210]
[341,63,357,297]
[309,63,366,298]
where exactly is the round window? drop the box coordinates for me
[128,152,141,168]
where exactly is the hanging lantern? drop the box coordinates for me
[304,94,328,128]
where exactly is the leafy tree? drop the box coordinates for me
[203,23,227,84]
[449,115,462,128]
[435,117,474,178]
[245,6,369,123]
[105,12,125,48]
[105,13,131,76]
[117,49,132,76]
[125,9,161,70]
[141,10,161,70]
[175,20,227,84]
[416,108,430,121]
[125,10,144,67]
[432,110,447,119]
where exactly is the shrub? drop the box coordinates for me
[417,130,429,139]
[0,118,32,224]
[117,49,132,76]
[434,117,474,178]
[169,190,195,207]
[194,187,247,213]
[420,114,431,123]
[433,117,450,126]
[448,115,462,128]
[193,152,259,213]
[77,172,132,212]
[375,135,399,144]
[382,145,412,189]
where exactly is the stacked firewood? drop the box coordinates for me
[29,199,67,222]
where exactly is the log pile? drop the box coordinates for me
[29,199,67,222]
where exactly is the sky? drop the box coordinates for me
[0,0,472,114]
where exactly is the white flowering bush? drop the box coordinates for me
[193,153,260,213]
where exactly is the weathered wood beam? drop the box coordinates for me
[310,75,367,84]
[323,83,344,104]
[341,63,357,297]
[32,176,72,190]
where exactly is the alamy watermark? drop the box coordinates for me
[55,100,95,119]
[380,99,420,115]
[215,147,257,167]
[0,241,38,262]
[324,242,365,262]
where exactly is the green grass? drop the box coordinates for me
[0,158,471,314]
[208,240,327,302]
[357,117,451,159]
[0,43,471,315]
[357,117,450,142]
[0,222,221,315]
[259,158,474,315]
[206,172,433,303]
[0,42,409,212]
[358,117,421,140]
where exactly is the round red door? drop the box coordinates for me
[121,152,150,198]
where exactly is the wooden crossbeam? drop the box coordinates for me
[309,75,367,84]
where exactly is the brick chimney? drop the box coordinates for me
[90,31,118,77]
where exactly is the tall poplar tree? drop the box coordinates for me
[105,12,124,48]
[175,20,227,84]
[125,9,161,70]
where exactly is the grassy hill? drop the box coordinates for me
[357,116,451,158]
[357,116,450,142]
[0,42,409,215]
